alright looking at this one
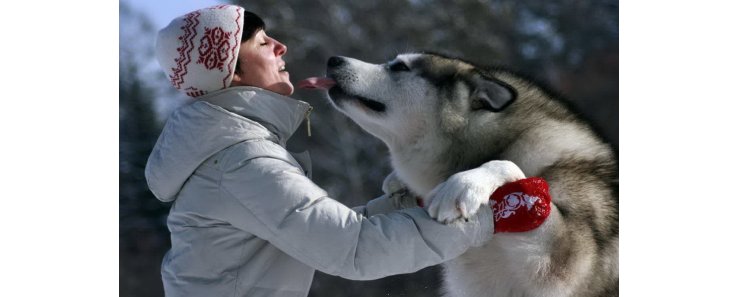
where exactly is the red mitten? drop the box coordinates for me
[490,177,551,233]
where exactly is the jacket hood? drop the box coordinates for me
[145,87,311,202]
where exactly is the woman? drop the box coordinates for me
[147,5,527,296]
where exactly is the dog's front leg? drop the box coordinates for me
[425,160,525,224]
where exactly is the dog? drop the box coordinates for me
[316,53,618,297]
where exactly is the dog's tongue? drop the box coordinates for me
[297,77,336,90]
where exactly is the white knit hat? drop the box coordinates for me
[155,5,245,97]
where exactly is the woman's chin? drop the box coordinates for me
[270,81,294,96]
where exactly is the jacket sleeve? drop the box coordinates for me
[219,155,493,281]
[351,176,418,216]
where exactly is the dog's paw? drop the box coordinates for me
[426,173,490,224]
[426,160,526,224]
[382,171,406,195]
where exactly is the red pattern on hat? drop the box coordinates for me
[197,27,233,71]
[156,5,245,96]
[185,87,206,97]
[170,11,200,89]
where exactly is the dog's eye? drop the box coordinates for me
[389,61,411,72]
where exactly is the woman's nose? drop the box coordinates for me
[274,40,287,56]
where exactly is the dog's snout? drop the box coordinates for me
[328,56,345,68]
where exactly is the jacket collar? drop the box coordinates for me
[198,86,312,144]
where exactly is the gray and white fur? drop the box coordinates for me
[325,53,618,297]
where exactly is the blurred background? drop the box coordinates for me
[119,0,618,296]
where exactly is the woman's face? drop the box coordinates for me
[231,29,293,96]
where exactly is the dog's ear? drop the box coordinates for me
[470,76,516,112]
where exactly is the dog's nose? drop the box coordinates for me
[328,56,345,67]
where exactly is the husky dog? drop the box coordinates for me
[312,53,618,297]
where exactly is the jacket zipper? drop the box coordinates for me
[304,105,313,137]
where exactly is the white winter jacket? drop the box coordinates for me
[145,86,493,297]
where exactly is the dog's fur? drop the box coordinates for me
[325,53,618,297]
